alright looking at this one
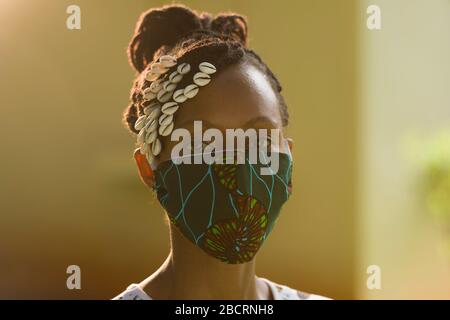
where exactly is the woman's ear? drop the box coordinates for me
[133,148,155,188]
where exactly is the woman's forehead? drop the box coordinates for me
[173,61,282,130]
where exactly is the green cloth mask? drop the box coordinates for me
[153,149,293,264]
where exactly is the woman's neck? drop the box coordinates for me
[140,226,271,300]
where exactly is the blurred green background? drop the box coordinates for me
[0,0,448,299]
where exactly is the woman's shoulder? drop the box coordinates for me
[258,277,332,300]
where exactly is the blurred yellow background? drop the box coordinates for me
[357,0,450,299]
[0,0,448,299]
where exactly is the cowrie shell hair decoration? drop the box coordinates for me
[161,102,179,115]
[198,62,216,74]
[136,57,217,165]
[159,55,177,68]
[134,115,147,131]
[162,80,177,92]
[144,131,157,146]
[137,127,146,144]
[150,62,168,74]
[143,88,156,101]
[147,106,161,120]
[145,72,159,82]
[143,101,160,115]
[149,80,163,93]
[151,138,162,156]
[193,72,211,86]
[169,71,183,84]
[173,89,188,103]
[158,113,173,126]
[184,84,199,99]
[157,89,173,103]
[159,122,174,137]
[177,62,191,75]
[145,130,157,144]
[144,118,158,132]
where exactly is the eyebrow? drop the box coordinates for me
[176,115,280,130]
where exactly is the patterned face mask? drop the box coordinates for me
[153,146,293,264]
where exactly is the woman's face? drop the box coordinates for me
[153,59,287,167]
[133,59,293,264]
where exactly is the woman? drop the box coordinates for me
[114,4,329,300]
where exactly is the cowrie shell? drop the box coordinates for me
[147,106,161,120]
[193,72,211,86]
[149,80,163,93]
[134,115,147,131]
[145,71,159,82]
[143,101,160,115]
[169,71,183,84]
[184,84,199,98]
[199,62,216,74]
[173,89,188,103]
[150,62,168,74]
[159,55,177,68]
[159,122,174,137]
[162,80,177,92]
[151,138,162,156]
[140,142,149,155]
[150,63,162,71]
[145,130,158,144]
[144,115,153,126]
[146,150,154,164]
[137,128,146,144]
[159,113,173,126]
[143,87,152,94]
[144,118,158,132]
[143,88,156,101]
[157,89,172,103]
[177,63,191,75]
[161,102,179,115]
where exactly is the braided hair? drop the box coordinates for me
[123,4,289,136]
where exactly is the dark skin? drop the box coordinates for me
[133,60,293,299]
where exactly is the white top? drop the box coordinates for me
[112,277,330,300]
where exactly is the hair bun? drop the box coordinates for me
[128,5,202,72]
[210,13,248,46]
